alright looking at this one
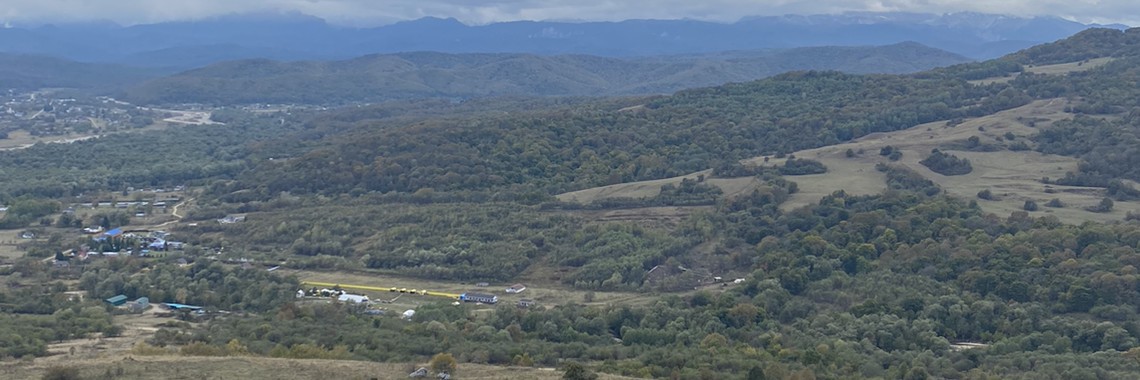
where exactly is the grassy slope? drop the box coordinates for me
[557,59,1136,224]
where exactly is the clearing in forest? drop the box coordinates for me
[749,98,1138,223]
[968,57,1114,85]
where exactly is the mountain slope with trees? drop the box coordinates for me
[120,43,971,105]
[6,27,1140,380]
[0,53,166,91]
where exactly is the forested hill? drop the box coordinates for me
[188,28,1140,202]
[0,53,166,91]
[120,42,970,106]
[1006,27,1140,64]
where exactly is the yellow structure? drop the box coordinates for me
[301,281,460,300]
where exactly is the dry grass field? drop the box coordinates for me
[0,229,25,261]
[968,57,1114,85]
[289,268,654,310]
[746,98,1139,223]
[556,171,766,204]
[560,97,1136,225]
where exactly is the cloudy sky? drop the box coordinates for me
[1,0,1136,27]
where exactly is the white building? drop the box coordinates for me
[338,294,369,303]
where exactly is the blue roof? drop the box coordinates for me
[104,228,123,237]
[163,303,202,311]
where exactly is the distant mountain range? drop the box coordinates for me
[0,53,169,91]
[0,12,1127,69]
[120,42,971,106]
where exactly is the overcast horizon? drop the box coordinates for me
[1,0,1137,28]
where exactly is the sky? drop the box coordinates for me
[0,0,1136,27]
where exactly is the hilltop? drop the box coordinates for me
[120,42,969,105]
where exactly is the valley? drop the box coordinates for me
[3,25,1140,380]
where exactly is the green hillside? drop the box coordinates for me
[120,42,971,105]
[6,28,1140,380]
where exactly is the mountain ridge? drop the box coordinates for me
[119,42,972,105]
[0,11,1125,69]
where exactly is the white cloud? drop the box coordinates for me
[0,0,1135,26]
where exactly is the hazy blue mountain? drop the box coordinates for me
[0,11,1124,70]
[120,42,971,105]
[0,53,168,91]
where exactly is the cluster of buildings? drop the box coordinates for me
[1,92,159,137]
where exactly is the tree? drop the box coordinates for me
[977,189,994,200]
[1089,197,1114,213]
[429,352,457,375]
[747,366,767,380]
[1023,200,1039,211]
[562,362,598,380]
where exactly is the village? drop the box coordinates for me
[0,91,163,144]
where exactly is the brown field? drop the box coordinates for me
[289,268,654,310]
[746,98,1139,223]
[556,171,765,204]
[968,57,1114,85]
[1,355,635,380]
[0,229,24,261]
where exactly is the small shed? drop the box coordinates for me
[105,294,128,306]
[517,299,536,308]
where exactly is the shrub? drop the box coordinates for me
[1088,197,1114,213]
[920,149,972,175]
[977,189,994,200]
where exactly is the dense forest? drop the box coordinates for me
[4,27,1140,380]
[120,43,970,106]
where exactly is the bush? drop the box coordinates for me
[920,149,972,175]
[1024,200,1039,211]
[41,366,81,380]
[562,362,599,380]
[978,189,994,200]
[779,158,827,175]
[1088,197,1114,213]
[1046,198,1064,208]
[430,352,458,375]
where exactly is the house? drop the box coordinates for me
[459,292,498,304]
[402,310,416,320]
[338,294,370,304]
[733,278,746,284]
[129,297,149,312]
[517,299,537,308]
[104,294,128,306]
[20,231,35,239]
[505,284,527,294]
